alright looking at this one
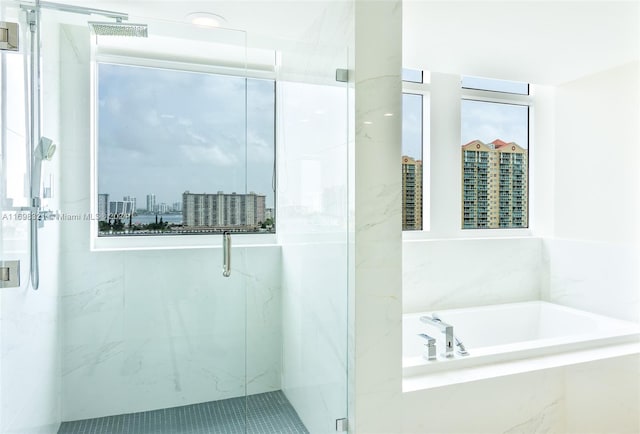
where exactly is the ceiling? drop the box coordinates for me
[403,1,640,85]
[18,0,640,85]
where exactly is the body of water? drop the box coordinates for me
[131,214,183,225]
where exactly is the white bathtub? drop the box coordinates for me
[403,301,640,381]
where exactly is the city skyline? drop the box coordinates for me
[98,190,271,214]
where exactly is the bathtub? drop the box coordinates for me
[403,301,640,385]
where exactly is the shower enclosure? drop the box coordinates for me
[0,2,350,433]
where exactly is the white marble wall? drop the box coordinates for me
[544,238,639,322]
[403,237,543,313]
[402,354,639,434]
[0,221,61,434]
[60,246,282,420]
[351,1,403,432]
[547,62,640,323]
[0,9,61,434]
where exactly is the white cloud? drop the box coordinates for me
[179,143,239,167]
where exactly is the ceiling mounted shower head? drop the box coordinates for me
[88,21,148,38]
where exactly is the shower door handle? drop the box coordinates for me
[222,232,231,277]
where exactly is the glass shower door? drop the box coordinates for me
[55,11,256,433]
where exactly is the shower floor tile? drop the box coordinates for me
[57,390,309,434]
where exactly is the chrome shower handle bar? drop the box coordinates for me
[222,232,231,277]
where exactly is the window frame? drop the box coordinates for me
[402,79,431,233]
[90,53,278,251]
[402,73,536,242]
[460,94,532,232]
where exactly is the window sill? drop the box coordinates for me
[91,233,278,252]
[402,228,534,242]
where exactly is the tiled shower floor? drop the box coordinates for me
[57,391,309,434]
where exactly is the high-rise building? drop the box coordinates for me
[97,193,109,221]
[461,139,528,229]
[123,195,137,213]
[402,156,423,230]
[108,200,134,217]
[182,191,267,229]
[146,194,156,213]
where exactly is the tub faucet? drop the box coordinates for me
[432,313,469,356]
[420,315,454,358]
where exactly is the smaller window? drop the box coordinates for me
[402,68,423,84]
[462,76,529,95]
[402,93,424,231]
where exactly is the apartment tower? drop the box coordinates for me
[401,156,423,230]
[182,191,266,229]
[462,139,528,229]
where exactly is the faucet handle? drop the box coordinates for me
[417,333,437,361]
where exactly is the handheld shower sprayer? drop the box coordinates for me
[31,136,56,202]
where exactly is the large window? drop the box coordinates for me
[96,62,275,237]
[460,77,530,229]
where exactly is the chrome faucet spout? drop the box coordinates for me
[432,313,470,356]
[420,314,454,357]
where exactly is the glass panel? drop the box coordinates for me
[402,93,423,231]
[461,99,529,229]
[462,75,529,95]
[272,41,349,432]
[246,78,276,232]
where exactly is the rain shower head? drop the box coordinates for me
[88,21,148,38]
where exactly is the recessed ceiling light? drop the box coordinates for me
[187,12,227,28]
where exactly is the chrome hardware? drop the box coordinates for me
[0,261,20,288]
[335,68,348,83]
[432,313,469,356]
[418,333,437,361]
[455,336,469,356]
[335,418,348,432]
[222,232,231,277]
[420,314,454,358]
[0,22,19,51]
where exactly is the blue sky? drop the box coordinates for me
[402,93,528,161]
[97,63,275,208]
[461,99,529,149]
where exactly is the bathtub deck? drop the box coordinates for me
[57,390,309,434]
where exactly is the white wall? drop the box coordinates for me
[0,9,61,434]
[546,61,640,322]
[58,24,282,421]
[403,238,543,313]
